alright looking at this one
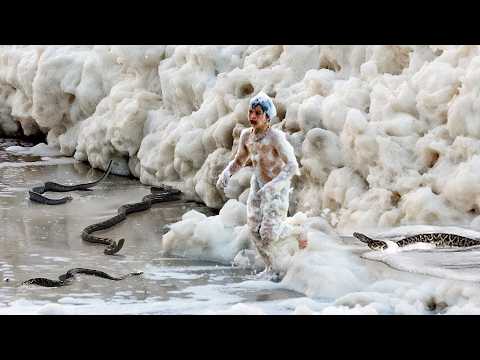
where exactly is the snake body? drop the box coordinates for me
[353,232,480,250]
[26,157,182,256]
[81,185,182,255]
[22,267,143,287]
[28,160,113,205]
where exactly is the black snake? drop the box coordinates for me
[27,158,182,255]
[28,160,113,205]
[22,268,143,287]
[353,232,480,250]
[81,185,182,255]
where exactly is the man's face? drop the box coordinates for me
[248,105,269,128]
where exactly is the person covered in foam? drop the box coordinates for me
[217,91,301,281]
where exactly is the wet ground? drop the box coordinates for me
[0,138,304,314]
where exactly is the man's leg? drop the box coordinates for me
[246,175,272,270]
[258,184,290,274]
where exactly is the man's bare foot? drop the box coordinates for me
[256,267,282,282]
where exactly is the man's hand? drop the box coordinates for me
[298,236,308,249]
[298,239,308,249]
[216,171,229,189]
[257,182,275,196]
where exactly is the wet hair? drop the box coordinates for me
[249,91,277,120]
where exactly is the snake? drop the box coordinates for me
[81,185,182,255]
[22,268,143,287]
[353,232,480,250]
[28,160,113,205]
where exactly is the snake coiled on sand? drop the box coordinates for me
[22,268,143,287]
[82,185,182,255]
[29,160,113,205]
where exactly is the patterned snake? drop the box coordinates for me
[353,232,480,250]
[22,268,143,287]
[81,185,182,255]
[29,160,113,205]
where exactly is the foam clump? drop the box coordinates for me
[278,226,371,299]
[204,303,266,315]
[6,142,64,157]
[161,199,250,263]
[162,208,373,300]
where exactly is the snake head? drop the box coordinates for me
[104,238,125,255]
[104,247,115,255]
[353,232,387,250]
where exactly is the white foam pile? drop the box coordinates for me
[5,143,64,157]
[2,45,480,223]
[4,45,480,313]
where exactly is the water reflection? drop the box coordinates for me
[0,138,41,163]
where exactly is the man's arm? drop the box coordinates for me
[217,129,250,189]
[261,130,299,192]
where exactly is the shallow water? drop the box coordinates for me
[0,139,303,314]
